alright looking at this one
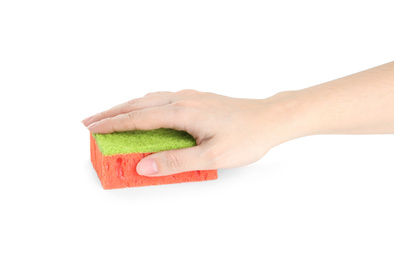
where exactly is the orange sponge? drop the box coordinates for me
[90,133,218,189]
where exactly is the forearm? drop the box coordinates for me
[288,61,394,138]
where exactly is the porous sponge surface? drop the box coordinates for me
[92,128,196,155]
[90,133,218,189]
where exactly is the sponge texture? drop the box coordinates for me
[90,129,218,189]
[92,128,196,155]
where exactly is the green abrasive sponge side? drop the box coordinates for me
[92,128,197,155]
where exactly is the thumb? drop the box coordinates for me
[136,146,209,176]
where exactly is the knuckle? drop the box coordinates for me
[127,98,140,106]
[173,99,189,107]
[164,152,181,171]
[168,100,198,129]
[171,101,189,121]
[172,98,200,108]
[144,91,169,98]
[99,110,109,118]
[127,110,142,129]
[176,89,199,96]
[202,146,221,168]
[144,92,156,97]
[106,117,117,133]
[127,109,142,119]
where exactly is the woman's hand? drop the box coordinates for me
[82,62,394,177]
[82,90,297,176]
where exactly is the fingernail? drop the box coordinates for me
[81,115,93,125]
[87,121,98,131]
[137,159,159,176]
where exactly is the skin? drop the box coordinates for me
[83,61,394,176]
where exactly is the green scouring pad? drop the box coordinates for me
[92,128,197,155]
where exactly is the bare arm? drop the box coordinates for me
[83,62,394,176]
[291,61,394,136]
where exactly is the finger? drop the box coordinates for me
[88,105,182,134]
[82,91,173,127]
[136,144,213,176]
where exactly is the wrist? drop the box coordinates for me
[262,90,313,147]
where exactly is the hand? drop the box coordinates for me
[82,90,296,176]
[82,62,394,176]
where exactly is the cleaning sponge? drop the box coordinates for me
[90,128,218,189]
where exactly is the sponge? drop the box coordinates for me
[90,128,218,189]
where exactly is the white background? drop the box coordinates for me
[1,1,393,259]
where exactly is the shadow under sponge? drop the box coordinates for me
[90,129,218,189]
